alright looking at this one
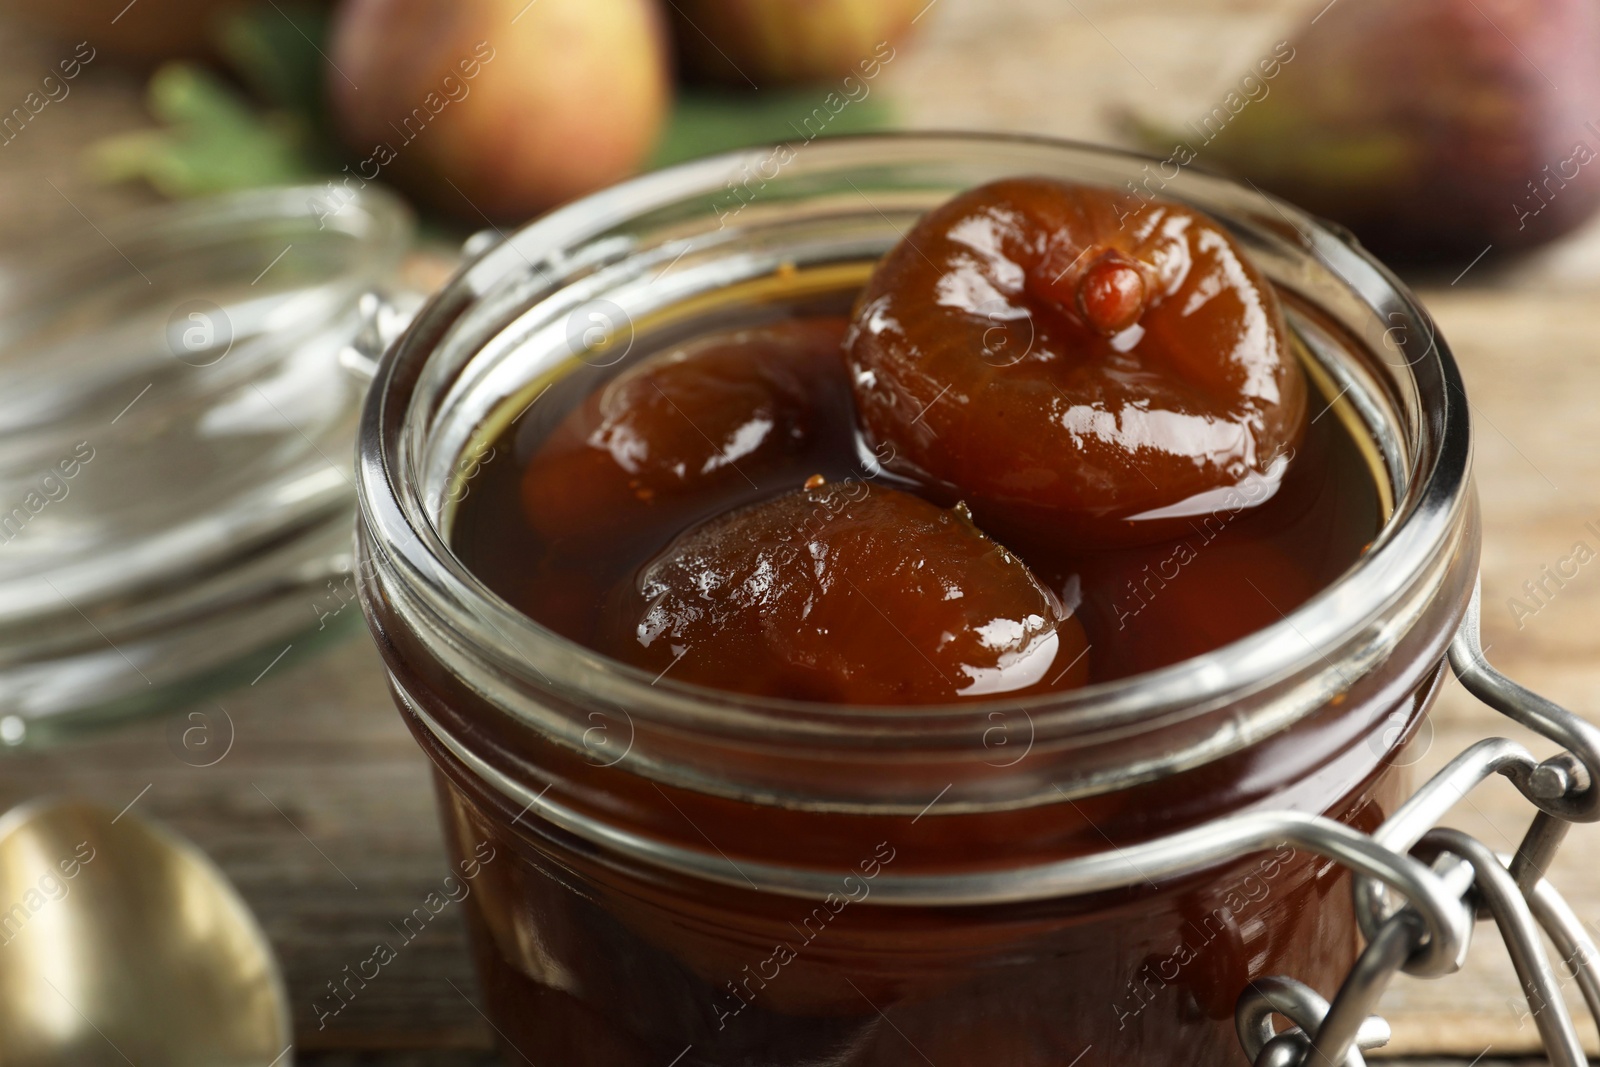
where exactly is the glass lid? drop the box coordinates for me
[0,185,412,746]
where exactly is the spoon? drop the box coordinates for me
[0,798,291,1066]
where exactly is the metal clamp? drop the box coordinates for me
[339,290,425,382]
[1234,577,1600,1067]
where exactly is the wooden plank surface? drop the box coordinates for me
[6,0,1600,1061]
[1365,288,1600,1059]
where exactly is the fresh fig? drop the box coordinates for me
[1166,0,1600,263]
[327,0,671,221]
[669,0,918,86]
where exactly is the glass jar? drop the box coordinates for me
[353,134,1475,1066]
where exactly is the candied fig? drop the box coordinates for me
[609,482,1088,704]
[522,319,853,545]
[846,177,1306,543]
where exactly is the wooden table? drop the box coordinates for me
[4,0,1600,1063]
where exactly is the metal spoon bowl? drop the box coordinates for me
[0,797,291,1066]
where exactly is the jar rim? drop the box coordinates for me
[356,132,1472,783]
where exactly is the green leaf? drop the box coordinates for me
[88,62,317,198]
[649,87,898,169]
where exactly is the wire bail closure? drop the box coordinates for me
[1236,577,1600,1067]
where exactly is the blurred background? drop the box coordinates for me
[1,0,1600,1064]
[7,0,1600,271]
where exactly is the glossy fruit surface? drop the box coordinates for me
[607,482,1088,703]
[522,318,855,545]
[846,177,1306,543]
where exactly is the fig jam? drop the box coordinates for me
[452,286,1382,692]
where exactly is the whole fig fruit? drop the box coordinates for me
[670,0,919,86]
[1191,0,1600,263]
[328,0,671,221]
